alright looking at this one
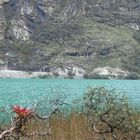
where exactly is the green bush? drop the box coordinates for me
[53,72,59,77]
[66,71,75,79]
[83,74,108,79]
[82,87,140,139]
[125,72,140,80]
[37,74,52,79]
[83,74,94,79]
[133,31,140,44]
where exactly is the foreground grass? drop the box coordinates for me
[22,113,108,140]
[19,112,140,140]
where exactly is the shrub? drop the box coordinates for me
[82,87,140,139]
[37,74,52,79]
[83,74,94,79]
[133,31,140,44]
[53,72,59,77]
[125,72,139,80]
[83,73,108,79]
[67,71,75,79]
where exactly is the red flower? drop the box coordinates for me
[12,106,32,118]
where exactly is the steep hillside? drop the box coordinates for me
[0,0,140,78]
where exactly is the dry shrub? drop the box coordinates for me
[82,87,140,140]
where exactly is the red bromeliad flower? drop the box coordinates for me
[12,106,32,118]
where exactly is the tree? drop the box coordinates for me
[82,87,140,140]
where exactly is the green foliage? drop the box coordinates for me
[125,72,140,79]
[82,87,140,138]
[83,74,108,79]
[53,72,59,77]
[133,31,140,44]
[66,71,75,79]
[31,18,82,44]
[37,74,52,79]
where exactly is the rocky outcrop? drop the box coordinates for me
[0,4,6,40]
[0,70,48,78]
[86,0,140,29]
[50,66,85,78]
[0,66,85,78]
[0,67,139,79]
[92,67,129,79]
[0,0,10,5]
[4,0,48,40]
[2,0,140,40]
[0,1,10,39]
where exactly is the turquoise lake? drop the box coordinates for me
[0,79,140,110]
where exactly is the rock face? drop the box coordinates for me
[0,70,48,78]
[0,0,10,39]
[0,0,140,79]
[0,3,7,39]
[4,0,47,40]
[0,0,10,5]
[2,0,140,40]
[86,0,140,28]
[0,66,85,78]
[92,67,130,79]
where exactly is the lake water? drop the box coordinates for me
[0,79,140,111]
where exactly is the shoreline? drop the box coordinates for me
[0,70,83,79]
[0,69,139,79]
[0,70,52,79]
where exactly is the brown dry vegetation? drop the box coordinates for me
[20,112,140,140]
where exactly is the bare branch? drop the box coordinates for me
[0,127,16,139]
[93,110,118,139]
[32,100,38,112]
[35,108,59,120]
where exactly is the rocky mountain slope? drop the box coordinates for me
[0,0,140,78]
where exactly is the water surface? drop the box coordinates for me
[0,79,139,109]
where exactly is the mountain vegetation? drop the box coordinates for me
[0,0,140,78]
